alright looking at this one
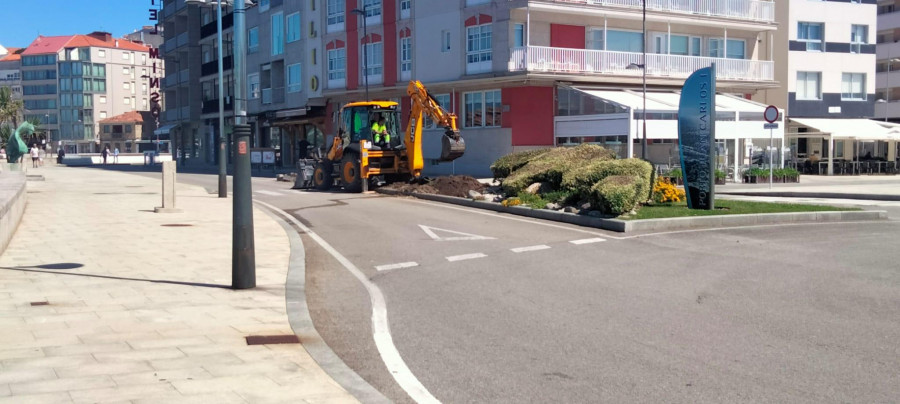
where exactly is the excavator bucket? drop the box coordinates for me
[440,130,466,162]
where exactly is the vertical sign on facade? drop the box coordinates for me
[144,0,163,134]
[677,65,716,210]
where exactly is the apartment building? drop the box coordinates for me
[754,0,884,170]
[0,47,24,125]
[18,32,161,153]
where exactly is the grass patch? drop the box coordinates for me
[622,199,860,220]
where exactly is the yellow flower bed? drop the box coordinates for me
[652,178,685,203]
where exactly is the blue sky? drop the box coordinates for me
[1,0,156,48]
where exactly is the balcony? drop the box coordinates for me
[261,87,285,105]
[200,13,233,38]
[202,97,234,114]
[176,32,189,49]
[165,108,179,121]
[201,56,233,77]
[540,0,774,24]
[878,10,900,32]
[508,46,774,82]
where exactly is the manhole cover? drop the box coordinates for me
[161,224,194,227]
[245,335,300,345]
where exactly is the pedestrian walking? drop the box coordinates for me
[30,145,40,168]
[102,146,110,165]
[113,147,120,164]
[57,146,66,164]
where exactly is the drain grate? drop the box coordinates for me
[245,335,300,345]
[30,301,49,306]
[161,224,194,227]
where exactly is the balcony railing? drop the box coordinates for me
[508,46,774,81]
[200,13,233,38]
[546,0,775,23]
[261,87,285,105]
[165,108,179,121]
[201,97,234,114]
[176,32,189,49]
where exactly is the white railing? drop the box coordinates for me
[548,0,775,23]
[508,46,774,81]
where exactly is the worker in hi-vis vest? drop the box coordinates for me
[372,115,390,148]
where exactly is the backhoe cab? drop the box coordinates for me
[311,81,466,192]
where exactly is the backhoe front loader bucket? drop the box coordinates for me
[440,132,466,162]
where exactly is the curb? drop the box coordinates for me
[376,189,888,233]
[718,191,900,202]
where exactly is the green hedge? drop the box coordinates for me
[500,144,616,195]
[590,175,641,215]
[561,158,652,202]
[490,148,553,179]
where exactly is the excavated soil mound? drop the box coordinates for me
[382,175,485,197]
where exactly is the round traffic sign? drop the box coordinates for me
[764,105,778,123]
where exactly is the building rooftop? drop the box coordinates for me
[99,111,144,124]
[21,33,149,56]
[0,47,23,62]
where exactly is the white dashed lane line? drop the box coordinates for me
[569,238,606,245]
[375,262,419,271]
[446,253,488,262]
[255,190,288,196]
[510,245,551,253]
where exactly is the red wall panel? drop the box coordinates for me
[383,0,397,87]
[346,0,358,90]
[503,87,554,146]
[550,24,585,49]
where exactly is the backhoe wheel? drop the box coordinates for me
[313,161,333,191]
[340,153,363,193]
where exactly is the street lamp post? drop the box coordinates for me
[351,5,369,101]
[641,0,646,160]
[231,0,255,289]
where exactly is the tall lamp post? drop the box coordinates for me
[185,0,228,198]
[351,5,369,101]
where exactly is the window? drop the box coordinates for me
[426,94,451,128]
[400,0,411,18]
[327,0,344,26]
[798,22,824,51]
[400,37,412,73]
[124,82,130,90]
[287,13,301,43]
[123,67,130,75]
[364,42,383,76]
[124,97,130,105]
[796,71,822,100]
[851,24,868,53]
[466,24,492,63]
[708,38,746,59]
[100,111,107,119]
[259,0,269,12]
[98,49,105,58]
[464,90,501,128]
[606,30,644,52]
[364,0,382,18]
[441,30,451,52]
[248,73,260,99]
[126,125,132,133]
[842,73,866,100]
[122,52,131,60]
[100,96,107,103]
[655,34,700,56]
[514,24,525,48]
[142,98,148,109]
[328,48,346,80]
[272,13,284,56]
[287,63,302,93]
[248,27,259,53]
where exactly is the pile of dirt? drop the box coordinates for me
[382,175,485,197]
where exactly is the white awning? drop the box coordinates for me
[575,88,780,114]
[788,118,900,140]
[154,124,176,135]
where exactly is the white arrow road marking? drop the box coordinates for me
[255,190,287,196]
[375,262,419,271]
[418,224,495,241]
[446,253,488,262]
[510,245,551,253]
[254,200,440,404]
[569,238,606,245]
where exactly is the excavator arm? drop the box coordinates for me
[404,80,466,178]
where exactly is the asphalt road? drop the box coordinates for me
[144,171,900,403]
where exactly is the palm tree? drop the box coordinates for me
[0,86,24,147]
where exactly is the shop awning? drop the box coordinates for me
[788,118,900,140]
[154,124,176,135]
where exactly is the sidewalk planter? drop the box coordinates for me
[715,169,726,185]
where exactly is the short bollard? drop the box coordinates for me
[154,161,183,213]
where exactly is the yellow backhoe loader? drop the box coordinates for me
[312,80,466,192]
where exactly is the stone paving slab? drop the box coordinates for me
[0,166,358,403]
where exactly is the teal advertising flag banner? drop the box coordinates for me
[677,65,716,210]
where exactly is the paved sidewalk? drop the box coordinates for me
[0,166,358,403]
[717,174,900,200]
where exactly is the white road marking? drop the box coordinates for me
[569,238,606,245]
[253,200,440,404]
[446,253,487,262]
[510,245,551,253]
[410,199,622,239]
[375,262,419,271]
[255,190,286,196]
[418,224,494,241]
